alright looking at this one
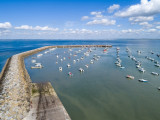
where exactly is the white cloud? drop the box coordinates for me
[15,25,59,31]
[15,25,33,30]
[0,22,12,29]
[148,28,157,32]
[90,11,103,18]
[87,19,116,26]
[156,26,160,29]
[139,22,152,27]
[108,4,120,13]
[129,16,154,22]
[81,16,89,21]
[115,0,160,17]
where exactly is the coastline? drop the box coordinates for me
[0,45,112,120]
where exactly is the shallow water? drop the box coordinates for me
[25,41,160,120]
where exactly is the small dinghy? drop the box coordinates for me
[138,79,148,82]
[155,64,160,67]
[59,67,62,71]
[120,66,125,69]
[85,64,89,68]
[68,72,73,76]
[79,68,84,72]
[73,60,76,63]
[67,64,71,68]
[126,75,134,79]
[138,68,145,73]
[151,72,159,76]
[31,60,36,63]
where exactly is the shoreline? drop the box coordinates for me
[0,45,112,120]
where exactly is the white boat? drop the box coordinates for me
[60,59,63,62]
[137,50,141,54]
[56,55,59,58]
[37,54,43,57]
[67,64,71,68]
[81,57,84,60]
[31,60,36,63]
[151,72,159,76]
[157,87,160,90]
[44,51,49,54]
[138,68,145,73]
[79,68,84,72]
[136,65,141,68]
[126,75,134,79]
[59,67,62,71]
[31,63,43,69]
[120,66,125,69]
[56,61,58,64]
[116,63,121,67]
[68,72,73,76]
[77,59,80,61]
[85,64,89,68]
[63,57,66,60]
[138,79,148,82]
[155,64,160,67]
[90,60,94,64]
[73,60,76,63]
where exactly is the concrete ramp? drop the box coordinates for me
[24,82,71,120]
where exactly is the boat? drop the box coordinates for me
[63,57,66,60]
[116,63,121,67]
[56,61,58,64]
[31,66,42,69]
[126,75,134,79]
[31,63,43,69]
[79,68,84,72]
[151,72,159,76]
[90,60,94,64]
[138,68,145,73]
[137,50,141,54]
[85,64,89,68]
[77,59,80,61]
[73,60,76,63]
[37,54,43,57]
[31,60,36,63]
[155,64,160,67]
[59,67,62,71]
[120,66,125,69]
[68,72,73,76]
[81,57,84,60]
[157,87,160,90]
[138,79,148,82]
[67,64,71,68]
[60,59,63,62]
[56,55,59,58]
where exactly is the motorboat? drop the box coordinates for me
[126,75,134,79]
[90,60,94,64]
[81,57,84,60]
[31,63,43,69]
[77,59,80,61]
[73,60,76,63]
[79,68,84,72]
[56,55,59,58]
[56,61,58,64]
[157,87,160,90]
[67,63,71,67]
[116,63,121,67]
[138,68,145,73]
[120,66,125,69]
[63,57,66,60]
[137,50,141,54]
[31,60,36,63]
[68,72,73,76]
[155,64,160,67]
[138,79,148,82]
[85,64,89,68]
[59,67,62,71]
[151,72,159,76]
[60,59,63,62]
[37,54,43,57]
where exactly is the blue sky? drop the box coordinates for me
[0,0,160,39]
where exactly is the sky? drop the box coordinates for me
[0,0,160,39]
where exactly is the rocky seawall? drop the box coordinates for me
[0,45,112,120]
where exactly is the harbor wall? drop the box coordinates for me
[0,45,112,120]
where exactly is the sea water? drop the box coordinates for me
[24,40,160,120]
[1,39,160,120]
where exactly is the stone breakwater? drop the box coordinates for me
[0,45,112,120]
[0,46,52,120]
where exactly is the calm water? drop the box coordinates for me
[24,40,160,120]
[1,39,160,120]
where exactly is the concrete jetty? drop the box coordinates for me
[0,45,112,120]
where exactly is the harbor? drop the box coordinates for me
[0,45,111,120]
